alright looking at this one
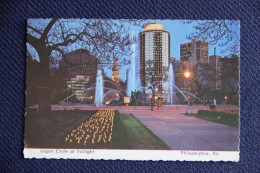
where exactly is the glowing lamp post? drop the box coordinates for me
[67,85,71,105]
[184,71,191,114]
[184,71,190,78]
[184,71,191,92]
[224,96,228,104]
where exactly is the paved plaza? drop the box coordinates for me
[119,108,239,151]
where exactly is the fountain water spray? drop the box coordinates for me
[168,63,175,105]
[95,69,104,106]
[182,91,204,103]
[127,31,142,96]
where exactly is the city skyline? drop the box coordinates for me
[109,20,239,82]
[27,19,240,82]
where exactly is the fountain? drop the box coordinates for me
[168,63,175,105]
[155,80,188,104]
[127,31,142,96]
[135,41,142,92]
[95,69,104,106]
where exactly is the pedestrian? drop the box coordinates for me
[150,95,155,111]
[157,97,162,111]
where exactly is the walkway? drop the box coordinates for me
[119,109,239,151]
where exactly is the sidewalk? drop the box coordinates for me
[119,109,239,151]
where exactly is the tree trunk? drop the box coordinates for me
[38,48,51,116]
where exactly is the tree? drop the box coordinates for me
[220,55,239,104]
[182,20,239,56]
[144,60,168,94]
[190,63,213,102]
[25,51,40,108]
[49,55,68,104]
[27,19,142,115]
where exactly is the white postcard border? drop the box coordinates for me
[24,148,239,162]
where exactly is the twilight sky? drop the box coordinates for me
[27,19,240,82]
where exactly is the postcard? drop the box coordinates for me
[24,19,240,161]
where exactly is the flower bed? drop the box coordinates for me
[65,109,115,146]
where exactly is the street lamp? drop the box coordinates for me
[184,71,190,78]
[184,71,191,114]
[224,96,228,104]
[67,85,71,105]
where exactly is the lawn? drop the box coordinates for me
[115,111,170,150]
[187,109,239,128]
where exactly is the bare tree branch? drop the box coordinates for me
[27,25,42,35]
[41,19,58,41]
[182,20,239,56]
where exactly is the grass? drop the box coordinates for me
[113,111,171,150]
[187,110,239,128]
[109,110,131,149]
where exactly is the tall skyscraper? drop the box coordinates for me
[180,39,209,65]
[112,55,120,87]
[139,23,170,100]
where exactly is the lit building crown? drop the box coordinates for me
[144,23,164,31]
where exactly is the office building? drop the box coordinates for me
[67,75,92,101]
[139,23,170,100]
[60,49,98,101]
[60,49,98,80]
[180,39,209,65]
